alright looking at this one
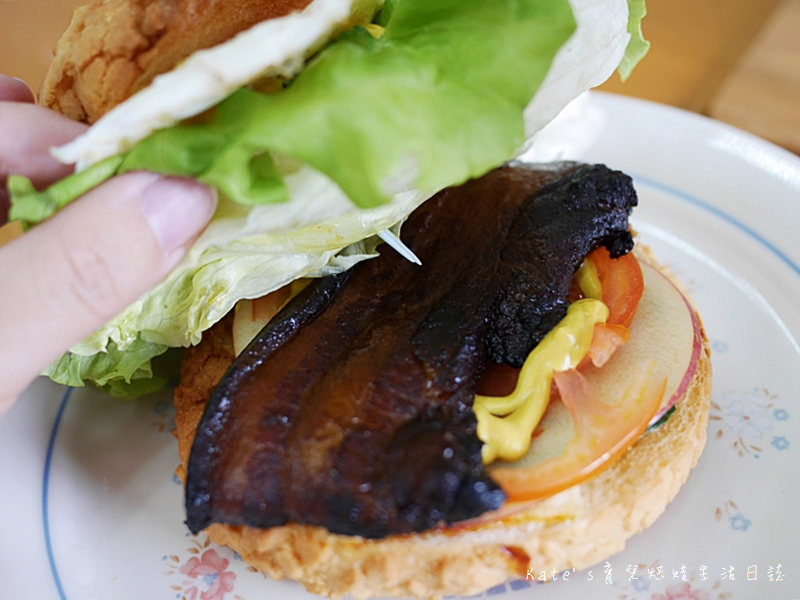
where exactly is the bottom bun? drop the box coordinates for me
[173,254,712,600]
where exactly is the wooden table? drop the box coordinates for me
[1,0,798,154]
[599,0,800,155]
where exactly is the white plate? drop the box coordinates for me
[2,92,800,600]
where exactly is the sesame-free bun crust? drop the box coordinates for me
[39,0,313,122]
[173,252,712,600]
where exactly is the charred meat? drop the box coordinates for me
[185,162,638,538]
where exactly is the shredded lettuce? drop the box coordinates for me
[8,0,648,396]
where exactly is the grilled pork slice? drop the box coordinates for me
[183,162,638,538]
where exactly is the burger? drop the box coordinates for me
[8,0,711,598]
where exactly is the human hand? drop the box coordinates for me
[0,74,217,416]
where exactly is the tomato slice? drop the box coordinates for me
[489,364,665,502]
[582,322,630,369]
[575,247,643,369]
[588,246,644,328]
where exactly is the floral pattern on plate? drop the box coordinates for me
[165,536,238,600]
[709,388,790,458]
[714,500,751,532]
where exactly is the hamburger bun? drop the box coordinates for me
[39,0,314,123]
[172,247,711,600]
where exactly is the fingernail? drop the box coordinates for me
[140,177,216,254]
[0,74,27,86]
[0,74,35,103]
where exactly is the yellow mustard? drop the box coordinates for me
[474,292,608,465]
[575,256,602,301]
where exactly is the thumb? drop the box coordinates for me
[0,172,216,412]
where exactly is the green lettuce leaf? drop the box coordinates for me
[121,0,576,208]
[618,0,650,80]
[8,157,123,228]
[12,0,575,223]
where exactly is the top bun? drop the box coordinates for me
[39,0,313,122]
